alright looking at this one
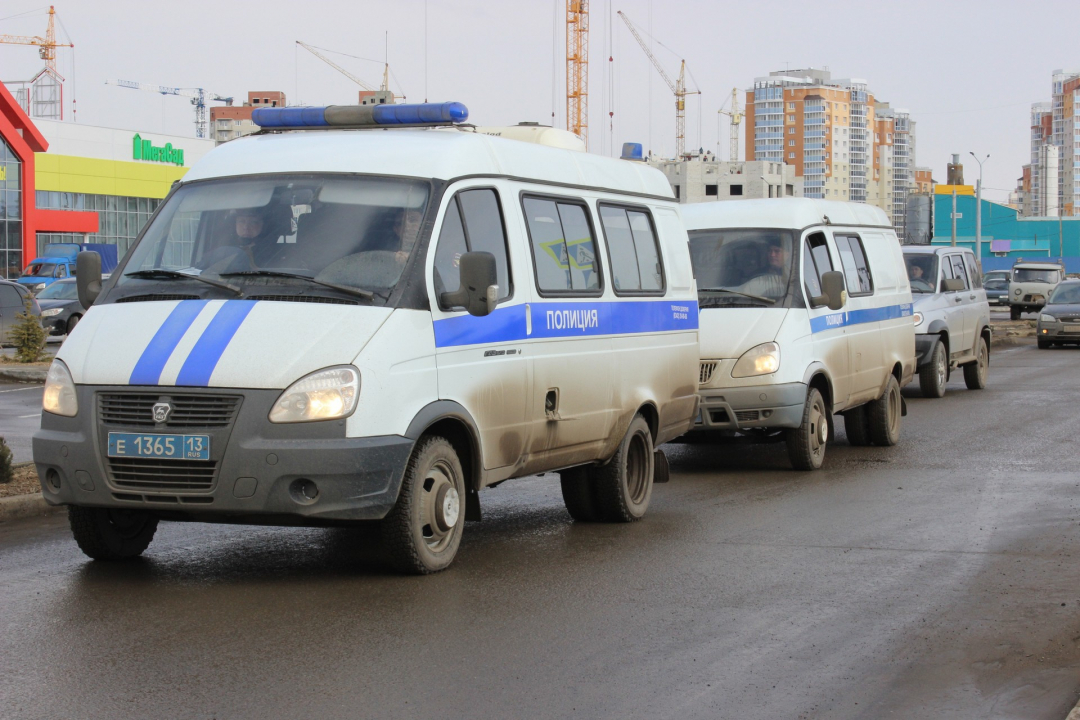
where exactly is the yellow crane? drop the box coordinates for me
[0,5,72,74]
[617,10,698,158]
[718,88,744,162]
[296,41,402,102]
[566,0,588,150]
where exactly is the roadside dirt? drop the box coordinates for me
[0,463,40,498]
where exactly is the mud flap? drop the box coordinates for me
[653,449,670,484]
[465,488,482,522]
[901,396,908,417]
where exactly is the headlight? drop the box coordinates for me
[40,308,63,318]
[33,283,46,293]
[42,360,78,417]
[270,366,360,423]
[1014,288,1022,295]
[913,311,924,327]
[732,342,780,378]
[1040,314,1056,323]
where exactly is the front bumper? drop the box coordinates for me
[32,385,413,524]
[1037,322,1080,343]
[690,381,807,431]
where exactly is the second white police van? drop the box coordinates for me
[33,103,700,574]
[681,199,915,470]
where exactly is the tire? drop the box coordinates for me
[380,436,466,574]
[559,465,599,522]
[868,375,902,447]
[918,341,948,398]
[66,314,81,335]
[843,405,871,447]
[1010,306,1021,321]
[1037,339,1051,350]
[68,506,158,560]
[963,335,989,389]
[786,387,828,471]
[590,414,654,522]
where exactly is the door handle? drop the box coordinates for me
[969,295,976,300]
[954,297,962,303]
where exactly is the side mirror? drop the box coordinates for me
[941,278,965,292]
[76,251,102,308]
[812,270,847,311]
[440,251,499,317]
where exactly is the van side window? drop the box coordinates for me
[523,196,601,294]
[434,189,512,306]
[943,255,969,290]
[598,204,664,294]
[803,232,832,301]
[834,234,874,295]
[962,254,982,289]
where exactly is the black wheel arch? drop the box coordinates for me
[405,401,483,494]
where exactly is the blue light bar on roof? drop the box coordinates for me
[252,102,469,129]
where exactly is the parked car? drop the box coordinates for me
[1036,279,1080,348]
[34,102,701,574]
[1009,260,1065,320]
[34,278,85,336]
[681,198,915,471]
[984,277,1009,305]
[903,247,990,397]
[983,270,1010,285]
[0,279,41,346]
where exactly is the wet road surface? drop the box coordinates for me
[1,342,1078,719]
[0,382,44,463]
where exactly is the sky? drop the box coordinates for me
[1,0,1076,203]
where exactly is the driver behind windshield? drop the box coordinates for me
[737,239,789,299]
[199,205,289,272]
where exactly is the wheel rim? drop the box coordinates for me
[978,340,988,383]
[105,510,149,540]
[887,385,901,436]
[420,460,460,552]
[625,431,650,505]
[935,351,947,391]
[809,395,827,461]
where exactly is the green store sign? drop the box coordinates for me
[132,134,184,166]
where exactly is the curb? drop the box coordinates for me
[0,367,47,383]
[0,491,62,522]
[990,336,1034,349]
[1067,696,1080,720]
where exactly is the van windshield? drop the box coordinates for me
[23,263,56,278]
[904,254,938,293]
[117,174,431,304]
[1013,268,1059,284]
[688,229,797,307]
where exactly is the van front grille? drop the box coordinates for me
[115,294,200,303]
[106,457,218,492]
[99,393,242,428]
[248,295,360,305]
[699,361,718,385]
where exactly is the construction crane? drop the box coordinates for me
[566,0,588,150]
[296,41,402,102]
[0,5,73,74]
[105,80,233,139]
[617,10,698,159]
[718,88,744,162]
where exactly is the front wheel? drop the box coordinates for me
[68,506,158,560]
[868,376,902,447]
[963,336,989,389]
[66,314,81,335]
[1010,306,1021,321]
[380,436,466,574]
[1037,339,1051,350]
[918,341,948,398]
[590,414,654,522]
[786,387,828,470]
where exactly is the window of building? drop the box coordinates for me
[788,127,795,134]
[434,188,512,304]
[789,152,795,159]
[705,184,718,196]
[0,136,24,278]
[789,139,795,146]
[598,204,664,294]
[788,102,795,110]
[522,196,601,294]
[729,184,743,196]
[787,115,795,123]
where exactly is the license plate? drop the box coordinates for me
[108,433,210,460]
[1063,325,1080,333]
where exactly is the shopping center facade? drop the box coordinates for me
[0,81,214,279]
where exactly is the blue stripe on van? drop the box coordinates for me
[128,300,208,386]
[809,302,912,334]
[432,299,698,348]
[175,300,258,386]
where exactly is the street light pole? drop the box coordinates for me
[760,176,773,199]
[969,152,990,261]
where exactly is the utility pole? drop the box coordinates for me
[951,187,957,246]
[969,152,989,260]
[1060,213,1064,259]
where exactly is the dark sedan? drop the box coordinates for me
[35,278,86,336]
[984,277,1010,305]
[1036,280,1080,349]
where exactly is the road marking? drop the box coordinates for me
[0,386,43,393]
[18,413,40,418]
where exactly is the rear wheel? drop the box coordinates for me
[380,436,465,574]
[868,375,902,446]
[590,414,654,522]
[786,387,828,471]
[68,506,158,560]
[66,314,81,335]
[963,336,989,389]
[843,405,871,447]
[918,341,948,398]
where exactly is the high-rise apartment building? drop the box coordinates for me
[745,68,916,234]
[209,91,287,145]
[1022,70,1080,217]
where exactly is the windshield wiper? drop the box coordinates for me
[126,269,243,296]
[698,288,776,305]
[219,270,374,300]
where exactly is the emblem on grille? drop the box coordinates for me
[152,402,173,424]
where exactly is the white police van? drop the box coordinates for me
[680,199,915,470]
[34,103,700,573]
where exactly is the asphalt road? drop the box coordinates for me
[1,342,1078,719]
[0,383,43,463]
